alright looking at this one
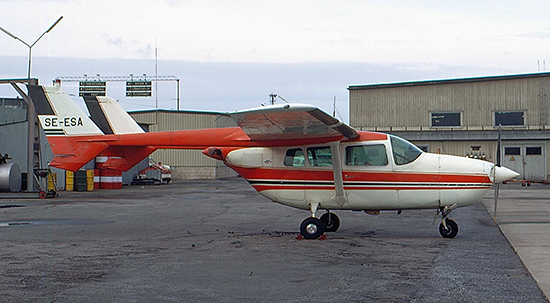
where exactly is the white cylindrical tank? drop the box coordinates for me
[0,163,21,192]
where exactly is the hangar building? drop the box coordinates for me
[348,72,550,181]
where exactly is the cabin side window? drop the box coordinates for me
[345,144,388,166]
[307,146,332,167]
[284,148,305,167]
[390,135,422,165]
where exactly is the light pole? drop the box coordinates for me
[0,16,63,79]
[0,16,62,192]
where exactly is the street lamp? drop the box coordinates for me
[0,16,63,79]
[0,16,62,192]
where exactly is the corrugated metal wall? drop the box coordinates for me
[0,98,27,126]
[415,140,497,160]
[350,76,550,129]
[349,74,550,180]
[129,111,221,167]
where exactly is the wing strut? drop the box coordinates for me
[330,141,346,205]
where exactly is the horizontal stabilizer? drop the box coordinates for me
[98,146,156,171]
[46,136,109,171]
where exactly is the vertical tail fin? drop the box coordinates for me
[32,85,158,172]
[30,85,105,136]
[83,94,154,171]
[83,95,145,134]
[30,85,108,171]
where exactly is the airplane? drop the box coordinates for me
[29,84,519,240]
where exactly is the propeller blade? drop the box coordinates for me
[493,182,500,220]
[494,124,504,220]
[496,124,502,167]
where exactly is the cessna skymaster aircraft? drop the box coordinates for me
[30,84,519,240]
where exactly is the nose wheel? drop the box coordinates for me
[439,217,459,238]
[437,204,459,238]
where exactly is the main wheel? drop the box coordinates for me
[320,212,340,232]
[439,218,459,238]
[300,217,325,239]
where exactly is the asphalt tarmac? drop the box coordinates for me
[0,178,547,303]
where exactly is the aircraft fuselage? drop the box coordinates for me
[204,132,504,213]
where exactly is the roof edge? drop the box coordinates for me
[348,72,550,90]
[128,108,223,115]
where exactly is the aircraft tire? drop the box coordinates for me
[439,218,459,239]
[320,212,340,232]
[300,217,325,239]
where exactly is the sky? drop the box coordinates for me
[1,0,550,122]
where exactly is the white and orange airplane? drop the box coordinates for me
[30,84,518,239]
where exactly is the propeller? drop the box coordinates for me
[493,124,502,220]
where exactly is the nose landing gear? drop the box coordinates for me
[438,204,459,238]
[439,217,459,238]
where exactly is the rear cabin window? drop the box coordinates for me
[345,144,388,166]
[307,146,332,167]
[390,135,423,165]
[284,148,305,167]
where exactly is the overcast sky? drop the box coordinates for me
[1,0,550,122]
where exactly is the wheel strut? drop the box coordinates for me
[438,203,459,239]
[310,202,320,218]
[299,202,326,239]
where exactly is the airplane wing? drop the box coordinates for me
[33,84,360,171]
[226,104,359,141]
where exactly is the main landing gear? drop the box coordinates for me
[299,203,340,239]
[299,203,460,239]
[438,204,459,239]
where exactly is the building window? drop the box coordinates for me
[431,112,461,127]
[495,111,524,126]
[504,147,521,155]
[526,147,542,155]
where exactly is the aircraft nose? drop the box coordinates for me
[493,166,519,183]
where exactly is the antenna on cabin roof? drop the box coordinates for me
[333,96,336,117]
[266,92,288,106]
[269,92,277,105]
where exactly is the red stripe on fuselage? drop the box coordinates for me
[250,184,491,192]
[235,167,492,184]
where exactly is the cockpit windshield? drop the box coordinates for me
[390,135,423,165]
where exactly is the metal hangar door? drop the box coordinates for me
[502,144,546,180]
